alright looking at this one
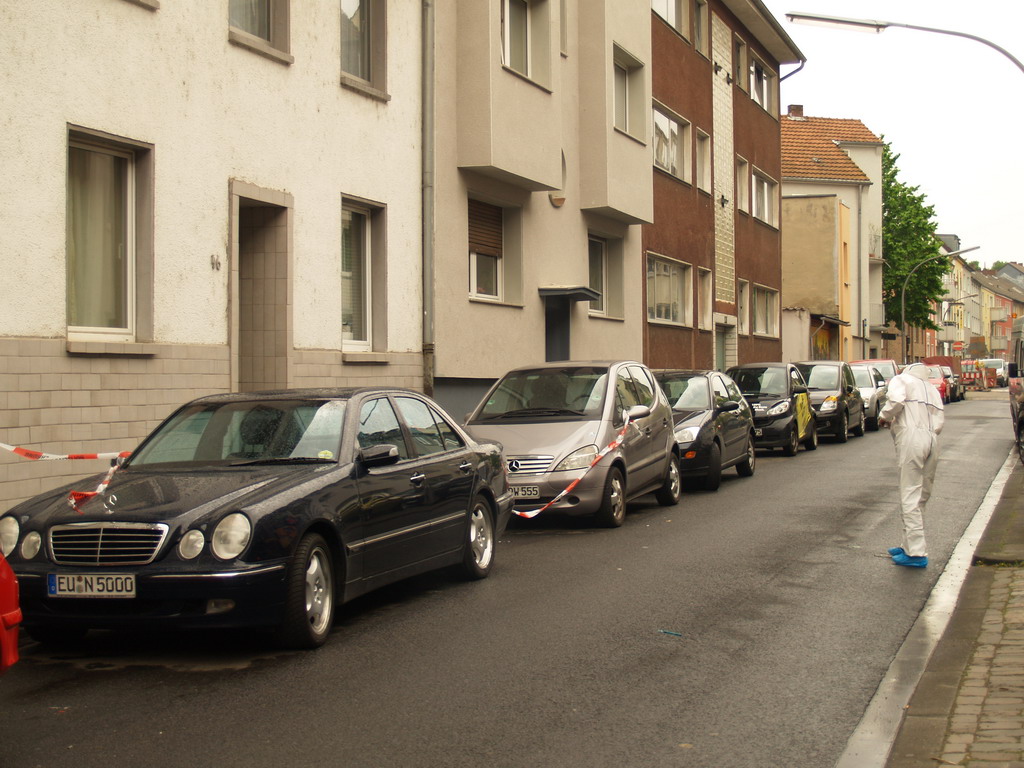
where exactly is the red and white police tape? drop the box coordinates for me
[0,442,131,513]
[513,416,632,519]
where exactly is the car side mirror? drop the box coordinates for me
[717,400,740,413]
[625,404,652,421]
[793,385,807,395]
[115,455,127,468]
[359,444,400,467]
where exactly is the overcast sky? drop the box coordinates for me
[759,0,1022,267]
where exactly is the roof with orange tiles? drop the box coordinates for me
[781,114,883,184]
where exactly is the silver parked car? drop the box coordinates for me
[851,363,888,431]
[464,361,681,527]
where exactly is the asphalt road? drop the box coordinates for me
[0,396,1013,768]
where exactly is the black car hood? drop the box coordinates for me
[807,389,840,406]
[671,409,710,428]
[9,464,344,529]
[741,393,788,408]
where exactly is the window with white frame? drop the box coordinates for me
[752,285,778,336]
[67,134,153,342]
[752,169,778,226]
[698,268,713,329]
[653,106,691,181]
[646,254,692,325]
[229,0,291,61]
[468,199,504,301]
[342,204,372,347]
[696,130,711,192]
[737,279,750,334]
[589,236,607,314]
[733,37,747,91]
[652,0,687,36]
[749,55,776,113]
[341,0,386,93]
[735,157,749,213]
[613,45,645,140]
[694,0,709,57]
[501,0,551,85]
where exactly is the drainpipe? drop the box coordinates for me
[421,0,436,396]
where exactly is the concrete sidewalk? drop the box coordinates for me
[887,404,1024,767]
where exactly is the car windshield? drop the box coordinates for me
[657,375,710,410]
[852,368,875,387]
[926,366,944,379]
[473,367,608,421]
[857,360,897,381]
[796,364,839,391]
[130,399,347,467]
[730,367,788,397]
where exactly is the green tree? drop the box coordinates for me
[881,140,948,331]
[992,260,1009,271]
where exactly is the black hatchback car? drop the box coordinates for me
[653,369,756,491]
[0,388,513,649]
[795,361,866,442]
[725,363,818,456]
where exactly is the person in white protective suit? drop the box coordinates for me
[877,363,945,568]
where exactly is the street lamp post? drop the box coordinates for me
[785,13,1024,75]
[900,246,979,364]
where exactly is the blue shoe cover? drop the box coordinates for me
[888,547,905,556]
[892,553,927,568]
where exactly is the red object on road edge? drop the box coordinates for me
[0,552,20,673]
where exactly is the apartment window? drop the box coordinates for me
[589,237,607,314]
[694,0,709,57]
[752,285,778,336]
[696,130,711,192]
[67,131,153,342]
[652,0,687,36]
[647,254,692,326]
[501,0,552,86]
[750,56,777,113]
[342,204,372,347]
[733,37,747,91]
[613,45,645,140]
[752,169,778,227]
[340,0,386,94]
[737,279,750,334]
[653,107,691,181]
[469,199,503,300]
[229,0,291,62]
[735,157,749,212]
[698,268,713,330]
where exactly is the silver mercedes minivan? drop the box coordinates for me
[464,361,681,527]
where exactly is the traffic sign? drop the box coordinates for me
[953,341,964,351]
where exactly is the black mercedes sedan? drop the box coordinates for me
[0,388,513,649]
[653,369,756,491]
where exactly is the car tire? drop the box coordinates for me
[736,434,756,477]
[835,411,849,443]
[803,420,818,451]
[460,496,495,580]
[595,466,626,528]
[27,626,87,646]
[867,405,880,431]
[782,425,800,456]
[277,532,335,649]
[702,443,722,491]
[852,409,865,437]
[655,453,682,506]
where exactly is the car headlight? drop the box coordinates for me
[819,396,838,413]
[178,529,206,560]
[766,400,790,416]
[20,531,41,560]
[211,513,251,560]
[555,445,599,471]
[675,427,699,443]
[0,516,18,557]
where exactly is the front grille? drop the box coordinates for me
[507,455,554,474]
[50,522,169,567]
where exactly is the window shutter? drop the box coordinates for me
[468,200,502,257]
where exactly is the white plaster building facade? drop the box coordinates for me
[0,0,423,509]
